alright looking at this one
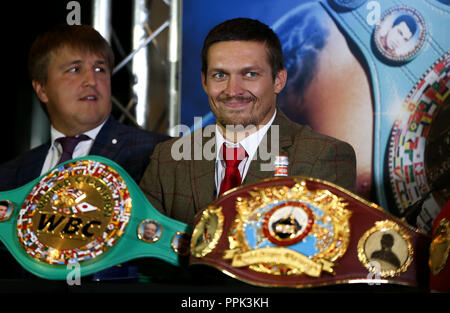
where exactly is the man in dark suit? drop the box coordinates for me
[0,24,169,280]
[139,18,356,227]
[0,24,168,191]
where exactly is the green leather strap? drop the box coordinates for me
[0,156,190,280]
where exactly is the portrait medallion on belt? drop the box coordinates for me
[172,231,192,256]
[373,5,426,64]
[0,200,14,222]
[137,219,162,243]
[358,220,413,278]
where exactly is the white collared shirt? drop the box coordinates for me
[215,110,276,196]
[40,121,106,175]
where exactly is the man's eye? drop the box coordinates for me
[67,67,79,73]
[246,72,258,78]
[94,66,105,72]
[213,73,226,79]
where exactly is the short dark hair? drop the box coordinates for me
[145,221,159,228]
[381,233,395,248]
[28,24,114,84]
[201,18,284,80]
[392,14,417,38]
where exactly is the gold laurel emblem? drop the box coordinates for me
[191,207,224,258]
[32,176,114,250]
[358,220,413,278]
[17,160,132,264]
[223,180,351,277]
[429,218,450,275]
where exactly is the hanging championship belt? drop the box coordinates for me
[320,0,450,234]
[0,156,191,280]
[189,177,430,288]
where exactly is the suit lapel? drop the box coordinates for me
[190,128,216,211]
[243,109,294,185]
[17,143,50,186]
[89,116,122,160]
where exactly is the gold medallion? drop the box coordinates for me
[223,180,351,277]
[190,207,224,258]
[429,218,450,275]
[171,231,191,256]
[17,160,132,265]
[358,220,413,277]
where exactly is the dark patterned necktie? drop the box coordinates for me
[55,134,90,165]
[219,143,247,196]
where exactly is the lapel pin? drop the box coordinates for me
[274,155,288,177]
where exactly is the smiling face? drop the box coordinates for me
[202,41,286,135]
[0,204,8,219]
[144,222,158,240]
[385,21,413,53]
[32,45,112,136]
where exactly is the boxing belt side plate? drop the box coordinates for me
[0,156,191,280]
[189,177,430,288]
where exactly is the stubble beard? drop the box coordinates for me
[213,95,273,130]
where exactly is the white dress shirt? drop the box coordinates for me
[215,110,276,196]
[40,121,106,175]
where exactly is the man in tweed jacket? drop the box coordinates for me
[140,18,356,226]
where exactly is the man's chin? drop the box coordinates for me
[219,117,256,129]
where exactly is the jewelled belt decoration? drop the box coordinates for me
[189,177,430,288]
[0,156,190,280]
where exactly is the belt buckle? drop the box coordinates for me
[223,180,351,278]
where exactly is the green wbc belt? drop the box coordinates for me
[0,156,191,280]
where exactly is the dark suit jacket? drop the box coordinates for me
[139,109,356,226]
[0,116,169,191]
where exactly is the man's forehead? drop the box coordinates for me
[52,45,107,62]
[206,41,271,68]
[395,22,413,37]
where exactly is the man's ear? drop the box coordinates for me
[201,72,208,93]
[31,80,49,103]
[274,68,287,94]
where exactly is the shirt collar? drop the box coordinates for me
[50,120,106,146]
[215,109,276,161]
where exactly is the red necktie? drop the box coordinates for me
[219,144,247,196]
[55,134,90,165]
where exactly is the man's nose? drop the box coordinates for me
[83,69,97,86]
[224,75,244,96]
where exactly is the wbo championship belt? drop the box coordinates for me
[0,156,190,280]
[190,177,430,288]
